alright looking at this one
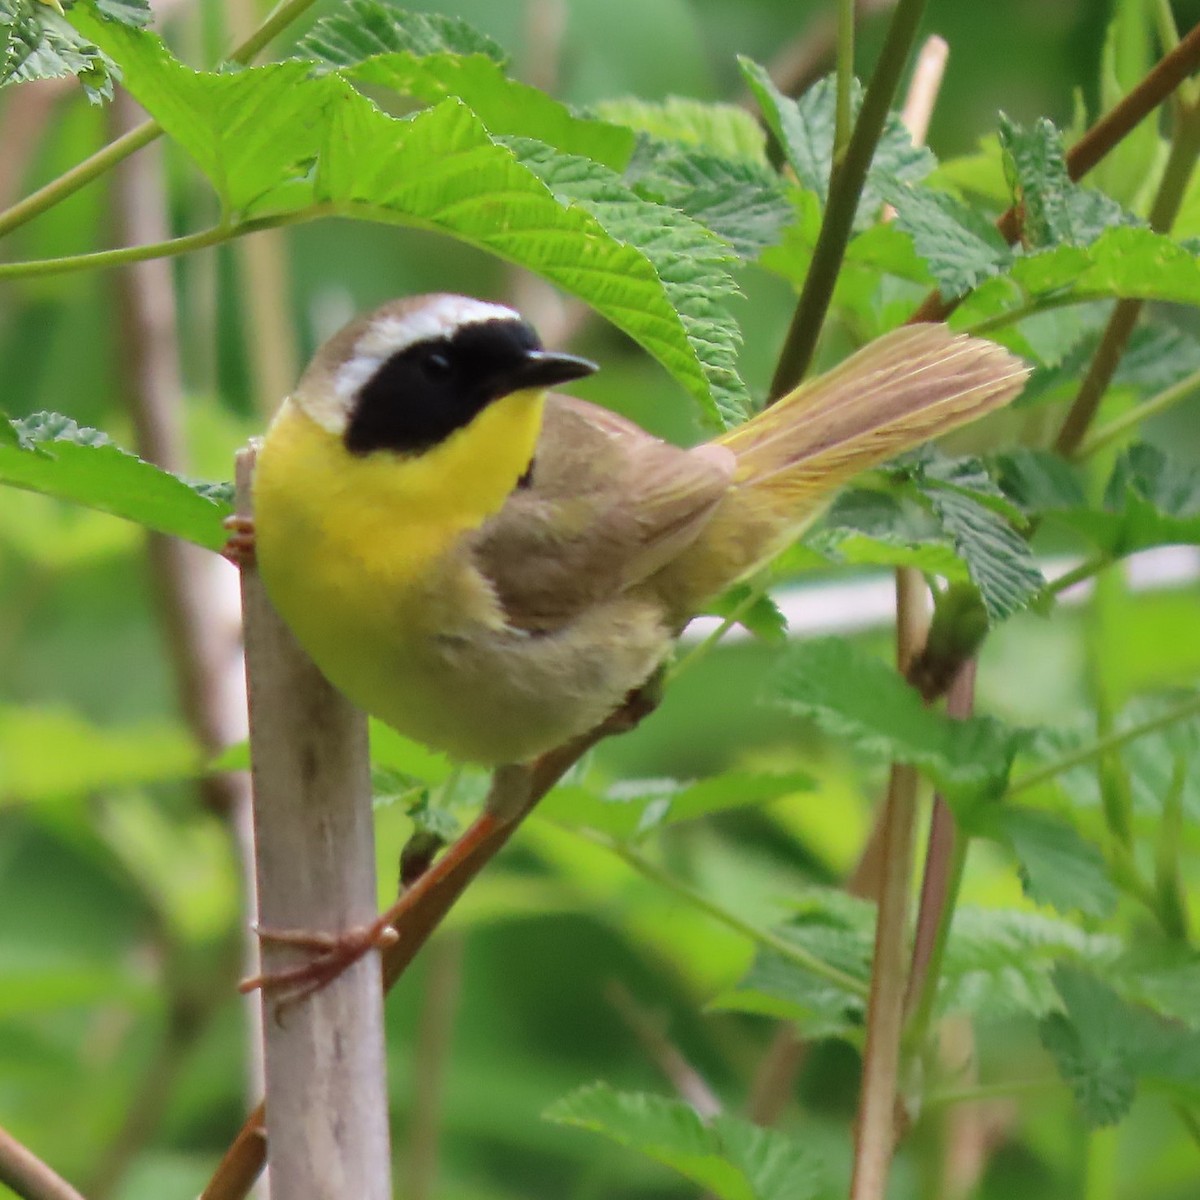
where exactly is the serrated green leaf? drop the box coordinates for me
[739,63,933,231]
[545,1085,824,1200]
[1011,225,1200,306]
[506,137,747,425]
[75,12,741,424]
[595,96,769,162]
[1041,966,1200,1127]
[922,487,1043,622]
[0,413,231,550]
[300,6,632,171]
[999,115,1133,248]
[993,447,1088,516]
[874,176,1013,297]
[297,0,506,64]
[0,706,201,803]
[713,891,871,1038]
[941,907,1121,1023]
[625,137,794,259]
[980,808,1117,919]
[700,584,789,643]
[805,488,969,578]
[887,451,1042,622]
[766,638,1023,803]
[1044,444,1200,555]
[3,0,143,100]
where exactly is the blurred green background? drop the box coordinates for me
[3,1,1200,1198]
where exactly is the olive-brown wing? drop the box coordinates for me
[472,395,734,632]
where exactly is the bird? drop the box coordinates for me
[232,292,1028,996]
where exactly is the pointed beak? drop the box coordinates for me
[500,349,598,393]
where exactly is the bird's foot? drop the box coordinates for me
[239,917,400,1006]
[221,514,257,568]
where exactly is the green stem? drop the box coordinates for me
[833,0,856,163]
[0,210,321,279]
[960,291,1113,338]
[1077,364,1200,458]
[1039,555,1114,601]
[1172,1103,1200,1151]
[770,0,929,397]
[0,0,322,242]
[667,579,769,682]
[0,121,162,241]
[586,833,870,998]
[1007,692,1200,797]
[1154,753,1190,940]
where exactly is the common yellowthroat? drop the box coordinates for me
[250,294,1026,766]
[236,293,1026,995]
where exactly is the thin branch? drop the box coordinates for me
[1007,692,1200,797]
[770,0,930,396]
[594,834,870,995]
[909,19,1200,324]
[606,982,723,1118]
[903,662,974,1026]
[848,763,921,1200]
[738,0,898,109]
[833,0,856,162]
[0,1126,88,1200]
[1077,362,1200,457]
[1055,103,1200,454]
[202,689,663,1200]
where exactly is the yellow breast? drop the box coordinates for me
[252,388,545,712]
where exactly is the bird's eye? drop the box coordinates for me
[422,350,452,376]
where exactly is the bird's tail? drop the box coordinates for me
[658,326,1028,615]
[719,324,1027,504]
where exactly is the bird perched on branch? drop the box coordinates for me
[229,292,1027,996]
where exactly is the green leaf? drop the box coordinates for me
[993,447,1088,516]
[299,2,633,170]
[874,176,1014,298]
[625,138,794,259]
[1015,444,1200,557]
[0,706,200,803]
[0,413,231,550]
[541,771,814,840]
[999,115,1133,248]
[980,808,1118,920]
[342,52,634,168]
[545,1085,824,1200]
[1041,966,1200,1127]
[506,137,747,424]
[739,63,933,229]
[1010,226,1200,307]
[595,96,770,162]
[886,450,1044,623]
[941,907,1121,1023]
[806,489,969,578]
[76,11,742,425]
[766,638,1023,803]
[2,0,145,100]
[700,584,789,643]
[713,891,871,1038]
[297,0,506,64]
[1092,0,1160,208]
